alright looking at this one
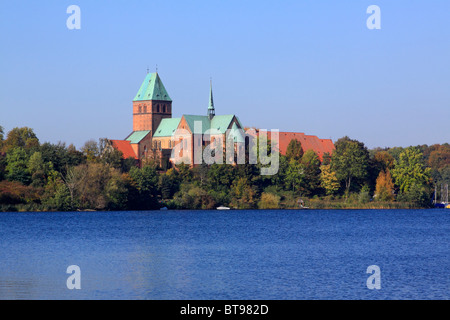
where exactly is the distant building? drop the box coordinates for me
[110,72,334,167]
[265,131,335,161]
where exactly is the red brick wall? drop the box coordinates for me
[133,100,172,132]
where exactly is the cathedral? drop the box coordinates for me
[110,72,335,168]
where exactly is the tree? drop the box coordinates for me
[301,150,321,196]
[2,127,39,153]
[159,168,180,200]
[374,169,395,201]
[230,177,256,209]
[320,164,340,196]
[322,152,332,165]
[391,147,431,194]
[286,139,303,161]
[6,147,31,185]
[207,163,234,193]
[81,139,100,162]
[258,192,280,209]
[28,151,46,188]
[0,152,6,181]
[60,165,87,210]
[40,142,85,174]
[285,159,305,194]
[373,151,395,172]
[331,136,370,197]
[128,165,159,210]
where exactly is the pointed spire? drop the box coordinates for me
[208,78,215,120]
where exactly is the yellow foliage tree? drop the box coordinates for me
[375,169,395,201]
[320,164,340,195]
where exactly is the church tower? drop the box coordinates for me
[132,72,172,133]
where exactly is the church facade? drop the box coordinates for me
[110,72,335,168]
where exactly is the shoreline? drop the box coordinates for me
[1,205,444,213]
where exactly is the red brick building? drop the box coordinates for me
[110,72,334,166]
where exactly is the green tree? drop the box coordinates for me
[0,153,6,181]
[301,149,321,195]
[28,151,46,188]
[128,165,159,210]
[269,155,289,191]
[105,172,129,210]
[391,147,432,194]
[286,139,303,161]
[322,152,332,165]
[52,184,74,211]
[159,168,180,199]
[207,163,234,192]
[331,136,370,197]
[285,159,305,194]
[40,142,85,174]
[0,125,4,144]
[230,177,256,209]
[6,147,31,185]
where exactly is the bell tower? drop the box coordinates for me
[132,72,172,133]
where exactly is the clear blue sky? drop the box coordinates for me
[1,0,449,149]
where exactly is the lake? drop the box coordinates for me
[0,209,448,300]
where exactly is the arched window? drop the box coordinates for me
[157,104,160,112]
[163,105,166,113]
[138,105,142,113]
[143,105,147,113]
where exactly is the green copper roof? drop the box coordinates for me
[229,122,245,143]
[183,115,212,134]
[208,81,215,110]
[153,118,181,137]
[126,130,151,144]
[210,115,236,133]
[182,114,239,134]
[133,73,172,102]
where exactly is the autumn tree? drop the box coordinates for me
[374,169,395,201]
[2,127,39,153]
[373,151,395,172]
[258,192,280,209]
[320,164,340,196]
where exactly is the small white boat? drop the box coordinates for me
[216,206,230,210]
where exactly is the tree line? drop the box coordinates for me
[0,125,448,211]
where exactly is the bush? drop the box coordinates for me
[258,192,280,209]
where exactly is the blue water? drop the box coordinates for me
[0,209,448,300]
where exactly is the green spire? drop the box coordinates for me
[208,79,215,120]
[133,72,172,102]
